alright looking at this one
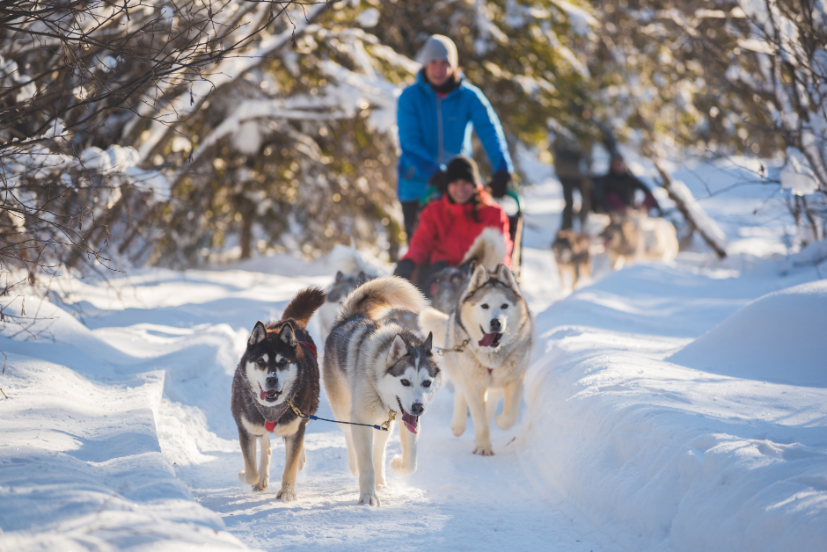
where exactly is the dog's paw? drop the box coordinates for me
[277,488,296,502]
[451,420,466,437]
[496,412,518,430]
[390,455,416,476]
[253,477,269,492]
[238,470,259,485]
[358,493,381,507]
[375,480,387,491]
[473,445,495,456]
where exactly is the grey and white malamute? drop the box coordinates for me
[231,288,326,500]
[318,270,371,339]
[318,243,381,340]
[323,277,442,506]
[420,264,533,456]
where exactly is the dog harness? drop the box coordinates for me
[263,403,291,433]
[297,340,317,358]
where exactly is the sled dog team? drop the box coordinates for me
[231,233,533,506]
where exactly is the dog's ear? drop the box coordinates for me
[335,270,344,284]
[467,263,489,293]
[357,270,367,284]
[462,259,477,278]
[495,264,519,291]
[248,321,267,346]
[423,332,433,353]
[279,323,297,347]
[388,334,408,365]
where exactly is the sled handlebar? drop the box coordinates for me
[419,187,522,212]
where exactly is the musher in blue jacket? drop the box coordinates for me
[397,34,514,242]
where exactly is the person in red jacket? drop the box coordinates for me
[393,156,512,285]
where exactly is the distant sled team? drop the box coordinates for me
[232,230,531,505]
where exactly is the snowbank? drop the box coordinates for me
[668,280,827,387]
[519,264,827,552]
[0,298,248,551]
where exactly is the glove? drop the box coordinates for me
[393,259,415,281]
[428,169,447,192]
[489,171,512,198]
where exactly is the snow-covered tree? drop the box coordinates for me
[586,0,827,243]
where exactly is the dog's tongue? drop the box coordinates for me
[478,332,498,347]
[401,412,419,434]
[260,389,277,401]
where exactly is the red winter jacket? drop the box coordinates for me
[403,190,512,268]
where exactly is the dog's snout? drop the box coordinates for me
[411,403,424,416]
[490,318,502,331]
[265,374,278,387]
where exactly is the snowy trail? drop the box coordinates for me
[66,181,618,551]
[3,158,825,551]
[16,255,619,550]
[173,386,618,551]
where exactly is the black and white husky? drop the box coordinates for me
[323,277,442,506]
[420,264,533,456]
[231,288,326,501]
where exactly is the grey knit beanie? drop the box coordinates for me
[417,35,458,71]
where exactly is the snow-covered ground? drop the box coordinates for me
[2,157,826,551]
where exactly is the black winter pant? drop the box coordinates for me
[560,177,591,231]
[401,201,420,244]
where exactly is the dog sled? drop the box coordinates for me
[412,187,524,309]
[417,186,524,270]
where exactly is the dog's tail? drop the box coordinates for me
[418,307,450,349]
[461,227,507,271]
[337,276,427,323]
[281,287,327,327]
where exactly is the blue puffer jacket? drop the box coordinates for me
[396,73,514,202]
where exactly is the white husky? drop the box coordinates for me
[323,277,443,506]
[420,264,533,456]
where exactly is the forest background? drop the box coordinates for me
[2,0,826,281]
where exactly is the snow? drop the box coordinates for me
[355,8,380,28]
[664,177,728,253]
[781,147,820,196]
[3,143,169,202]
[521,263,827,551]
[2,159,826,550]
[668,279,827,387]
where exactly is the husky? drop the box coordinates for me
[323,277,442,506]
[636,213,678,262]
[601,214,642,270]
[231,288,326,501]
[419,264,533,456]
[602,212,678,269]
[318,270,370,339]
[429,227,508,314]
[318,243,382,340]
[552,229,592,290]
